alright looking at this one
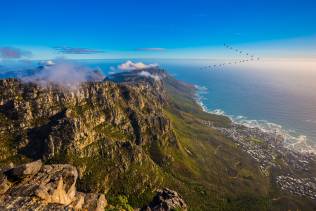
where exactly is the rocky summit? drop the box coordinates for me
[0,68,316,210]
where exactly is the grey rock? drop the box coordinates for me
[143,188,187,211]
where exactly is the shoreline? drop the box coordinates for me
[194,84,316,156]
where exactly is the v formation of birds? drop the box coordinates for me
[201,44,261,71]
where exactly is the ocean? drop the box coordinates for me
[1,58,316,153]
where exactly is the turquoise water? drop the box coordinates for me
[1,59,316,152]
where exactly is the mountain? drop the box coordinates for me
[0,68,315,210]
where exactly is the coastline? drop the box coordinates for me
[194,84,316,156]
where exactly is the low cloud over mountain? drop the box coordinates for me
[23,60,104,88]
[118,60,158,71]
[137,70,161,81]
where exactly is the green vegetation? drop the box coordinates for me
[0,113,29,168]
[94,122,132,140]
[106,195,133,211]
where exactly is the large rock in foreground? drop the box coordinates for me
[142,188,187,211]
[0,161,107,211]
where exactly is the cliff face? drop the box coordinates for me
[0,73,174,195]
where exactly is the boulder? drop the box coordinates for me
[142,188,187,211]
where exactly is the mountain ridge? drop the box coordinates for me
[0,68,315,210]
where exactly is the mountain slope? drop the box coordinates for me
[0,68,315,210]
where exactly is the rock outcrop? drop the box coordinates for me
[0,160,107,211]
[142,188,188,211]
[142,188,187,211]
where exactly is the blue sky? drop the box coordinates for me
[0,0,315,59]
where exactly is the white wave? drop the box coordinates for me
[212,109,225,115]
[194,84,209,112]
[194,84,208,93]
[235,115,244,120]
[195,97,208,112]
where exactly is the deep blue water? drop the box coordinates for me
[1,59,316,152]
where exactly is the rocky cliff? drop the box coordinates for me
[0,71,175,195]
[0,68,315,210]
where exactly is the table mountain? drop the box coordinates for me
[0,68,315,210]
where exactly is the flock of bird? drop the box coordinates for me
[200,44,261,71]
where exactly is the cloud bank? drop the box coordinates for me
[118,60,158,71]
[0,47,32,59]
[54,46,104,54]
[23,61,105,89]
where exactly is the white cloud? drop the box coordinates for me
[22,61,104,89]
[118,60,158,71]
[137,71,161,81]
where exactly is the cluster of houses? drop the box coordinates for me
[199,119,316,200]
[216,125,282,175]
[276,175,316,200]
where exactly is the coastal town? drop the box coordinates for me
[199,119,316,200]
[276,175,316,200]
